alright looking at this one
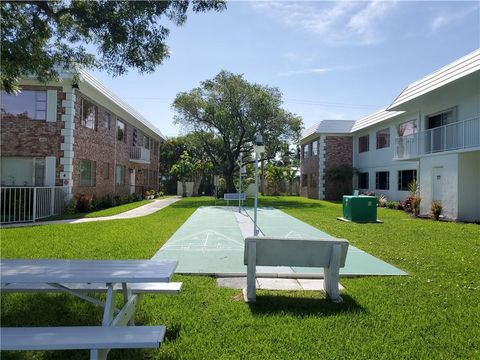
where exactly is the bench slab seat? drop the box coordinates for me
[1,282,182,294]
[0,325,166,351]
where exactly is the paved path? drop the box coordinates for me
[1,197,181,228]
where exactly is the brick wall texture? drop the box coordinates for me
[324,136,353,200]
[1,85,160,198]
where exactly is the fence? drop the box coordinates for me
[0,186,68,224]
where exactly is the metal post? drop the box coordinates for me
[238,153,242,213]
[32,187,37,222]
[254,152,259,236]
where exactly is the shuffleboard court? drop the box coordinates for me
[152,206,406,276]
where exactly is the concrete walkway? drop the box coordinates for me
[2,196,181,228]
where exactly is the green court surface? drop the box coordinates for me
[152,206,407,277]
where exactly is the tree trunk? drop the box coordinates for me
[192,174,203,196]
[181,180,187,197]
[225,172,236,193]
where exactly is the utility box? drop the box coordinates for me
[342,195,377,222]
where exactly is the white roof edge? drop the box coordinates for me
[51,68,165,141]
[387,48,480,110]
[350,108,405,133]
[300,119,356,141]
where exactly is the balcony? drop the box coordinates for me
[394,116,480,160]
[129,146,150,164]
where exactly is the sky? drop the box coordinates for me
[90,0,480,138]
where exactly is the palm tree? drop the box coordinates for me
[284,167,297,195]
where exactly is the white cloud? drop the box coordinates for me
[251,0,398,46]
[278,67,332,77]
[430,4,479,31]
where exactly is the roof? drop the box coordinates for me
[350,108,404,133]
[70,69,165,141]
[301,120,355,141]
[388,48,480,110]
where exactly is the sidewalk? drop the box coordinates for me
[1,197,181,228]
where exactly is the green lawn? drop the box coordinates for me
[1,196,479,359]
[43,199,153,220]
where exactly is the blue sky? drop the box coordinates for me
[91,1,480,137]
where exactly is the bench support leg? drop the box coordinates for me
[244,241,257,302]
[323,245,343,303]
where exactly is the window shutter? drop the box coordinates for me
[46,90,57,122]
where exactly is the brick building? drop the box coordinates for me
[1,69,164,203]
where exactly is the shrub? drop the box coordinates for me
[431,201,442,220]
[98,195,113,209]
[377,194,387,207]
[63,197,77,215]
[396,202,404,210]
[403,195,415,212]
[155,191,164,198]
[411,196,421,216]
[75,194,92,212]
[386,201,399,209]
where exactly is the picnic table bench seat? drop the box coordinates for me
[1,325,166,351]
[1,282,182,294]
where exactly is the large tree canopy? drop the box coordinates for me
[1,0,226,93]
[173,70,303,192]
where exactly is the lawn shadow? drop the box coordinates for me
[247,293,365,318]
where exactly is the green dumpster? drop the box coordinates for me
[342,195,377,222]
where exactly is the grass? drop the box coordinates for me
[43,199,153,220]
[1,196,479,359]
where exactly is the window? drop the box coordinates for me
[115,165,125,185]
[0,90,47,120]
[81,98,97,129]
[143,135,150,149]
[398,170,417,191]
[0,157,46,186]
[103,162,110,180]
[302,145,307,159]
[376,128,390,149]
[79,160,96,187]
[359,135,369,153]
[397,119,417,137]
[34,158,45,186]
[117,120,126,142]
[143,169,149,186]
[375,171,389,190]
[358,172,369,189]
[103,112,111,129]
[312,140,318,156]
[427,108,456,130]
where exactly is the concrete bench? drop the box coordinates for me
[224,193,246,205]
[1,325,165,353]
[243,236,349,303]
[1,282,182,294]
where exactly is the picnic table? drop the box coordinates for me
[0,259,181,359]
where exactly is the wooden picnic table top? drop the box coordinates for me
[0,259,178,284]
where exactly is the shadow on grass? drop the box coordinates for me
[247,293,364,318]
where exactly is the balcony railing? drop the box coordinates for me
[129,146,150,164]
[395,116,480,160]
[0,186,68,224]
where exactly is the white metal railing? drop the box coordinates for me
[129,146,150,163]
[0,186,68,224]
[395,116,480,159]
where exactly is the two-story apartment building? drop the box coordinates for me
[1,69,164,221]
[300,49,480,222]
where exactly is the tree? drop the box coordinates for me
[264,164,285,196]
[1,0,226,93]
[284,167,298,195]
[173,70,303,192]
[324,164,355,200]
[170,151,194,197]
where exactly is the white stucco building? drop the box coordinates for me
[300,48,480,222]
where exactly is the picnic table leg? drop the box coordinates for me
[91,283,116,360]
[323,245,343,303]
[122,283,135,326]
[244,241,257,302]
